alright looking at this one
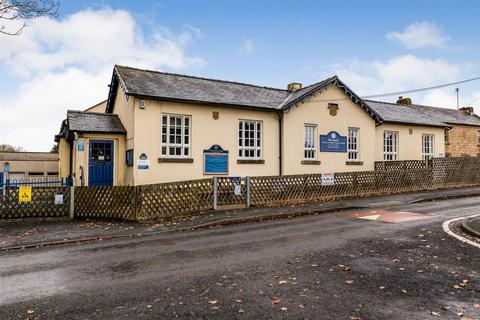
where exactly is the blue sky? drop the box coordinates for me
[1,0,480,150]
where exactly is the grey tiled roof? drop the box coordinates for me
[365,100,447,127]
[115,65,289,109]
[112,65,383,123]
[366,100,480,127]
[67,111,126,134]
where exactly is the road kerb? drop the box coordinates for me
[442,214,480,249]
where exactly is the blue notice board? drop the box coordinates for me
[320,131,347,153]
[204,145,229,175]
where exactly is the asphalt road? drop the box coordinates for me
[1,197,480,319]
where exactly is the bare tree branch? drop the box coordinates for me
[0,144,24,152]
[0,0,59,36]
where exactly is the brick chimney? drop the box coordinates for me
[396,96,412,106]
[287,82,302,91]
[460,106,474,115]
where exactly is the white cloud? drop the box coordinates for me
[0,8,204,151]
[329,55,463,95]
[420,89,480,111]
[241,38,256,54]
[386,21,450,49]
[324,54,480,112]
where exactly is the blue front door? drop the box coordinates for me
[88,140,114,186]
[0,172,3,196]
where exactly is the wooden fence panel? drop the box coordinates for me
[136,179,213,221]
[0,186,69,219]
[74,186,136,220]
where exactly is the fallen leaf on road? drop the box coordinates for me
[235,299,242,303]
[431,311,440,316]
[345,280,354,284]
[281,307,287,311]
[208,300,218,305]
[379,285,385,290]
[278,280,287,284]
[474,304,480,308]
[271,299,281,305]
[401,289,407,294]
[339,264,351,271]
[27,310,34,314]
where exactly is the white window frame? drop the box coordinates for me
[238,120,262,159]
[383,131,398,161]
[422,134,434,161]
[347,128,359,161]
[477,130,480,145]
[161,114,191,158]
[303,124,317,160]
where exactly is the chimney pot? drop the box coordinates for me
[287,82,302,91]
[460,106,474,115]
[396,96,412,106]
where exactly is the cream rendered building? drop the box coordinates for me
[57,65,480,186]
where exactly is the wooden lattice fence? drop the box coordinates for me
[0,186,70,219]
[3,157,480,221]
[74,186,136,221]
[136,179,213,221]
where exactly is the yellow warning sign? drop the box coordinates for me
[19,186,32,203]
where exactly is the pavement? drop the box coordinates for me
[462,215,480,237]
[1,195,480,319]
[2,186,480,250]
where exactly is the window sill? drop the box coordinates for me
[158,158,194,163]
[346,161,364,165]
[237,159,265,164]
[301,160,321,165]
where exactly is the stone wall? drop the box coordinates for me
[445,124,480,157]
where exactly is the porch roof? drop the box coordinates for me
[67,110,126,134]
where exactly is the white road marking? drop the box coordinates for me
[442,214,480,249]
[358,214,381,221]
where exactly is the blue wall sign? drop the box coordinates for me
[204,145,228,175]
[77,139,85,152]
[320,131,347,153]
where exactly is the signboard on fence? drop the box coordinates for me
[320,131,347,153]
[19,186,32,202]
[54,194,64,205]
[321,173,335,186]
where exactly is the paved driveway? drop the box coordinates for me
[1,197,479,319]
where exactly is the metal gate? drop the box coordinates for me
[214,176,249,209]
[0,178,70,219]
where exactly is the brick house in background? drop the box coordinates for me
[366,100,480,158]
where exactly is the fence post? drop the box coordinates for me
[246,176,251,208]
[213,176,218,210]
[69,186,75,219]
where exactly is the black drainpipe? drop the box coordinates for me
[67,131,74,186]
[277,110,283,176]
